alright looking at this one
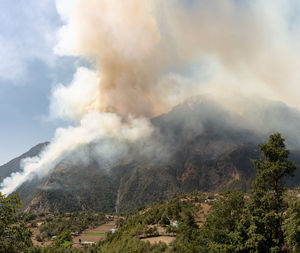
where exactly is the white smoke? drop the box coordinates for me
[1,112,153,195]
[49,67,99,122]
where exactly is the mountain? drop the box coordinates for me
[0,142,49,182]
[2,96,300,213]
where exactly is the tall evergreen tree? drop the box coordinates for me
[244,133,297,252]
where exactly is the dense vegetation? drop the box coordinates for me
[36,212,106,238]
[0,133,299,252]
[0,192,32,252]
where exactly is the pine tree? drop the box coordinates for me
[244,133,297,252]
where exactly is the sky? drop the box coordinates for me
[0,0,77,165]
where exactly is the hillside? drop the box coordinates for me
[2,96,300,213]
[1,132,299,252]
[18,188,300,252]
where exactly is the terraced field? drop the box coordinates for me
[73,218,117,247]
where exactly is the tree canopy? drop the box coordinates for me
[0,191,32,253]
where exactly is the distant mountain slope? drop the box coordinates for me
[0,142,49,182]
[5,96,300,213]
[18,161,117,213]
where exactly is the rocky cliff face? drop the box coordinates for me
[2,97,299,213]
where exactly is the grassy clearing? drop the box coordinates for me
[85,233,106,236]
[63,241,72,246]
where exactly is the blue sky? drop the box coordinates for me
[0,0,76,164]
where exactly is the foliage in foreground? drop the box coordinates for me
[0,192,32,253]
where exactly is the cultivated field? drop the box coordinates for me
[73,218,117,248]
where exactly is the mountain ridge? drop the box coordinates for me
[1,96,300,213]
[0,142,49,182]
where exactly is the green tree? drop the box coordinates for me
[0,191,32,252]
[282,189,300,252]
[198,191,245,252]
[172,211,203,253]
[243,133,297,252]
[52,229,71,246]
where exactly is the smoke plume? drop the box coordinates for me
[2,0,300,194]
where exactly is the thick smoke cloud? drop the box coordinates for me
[54,0,300,115]
[50,67,99,121]
[54,0,164,117]
[2,0,300,194]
